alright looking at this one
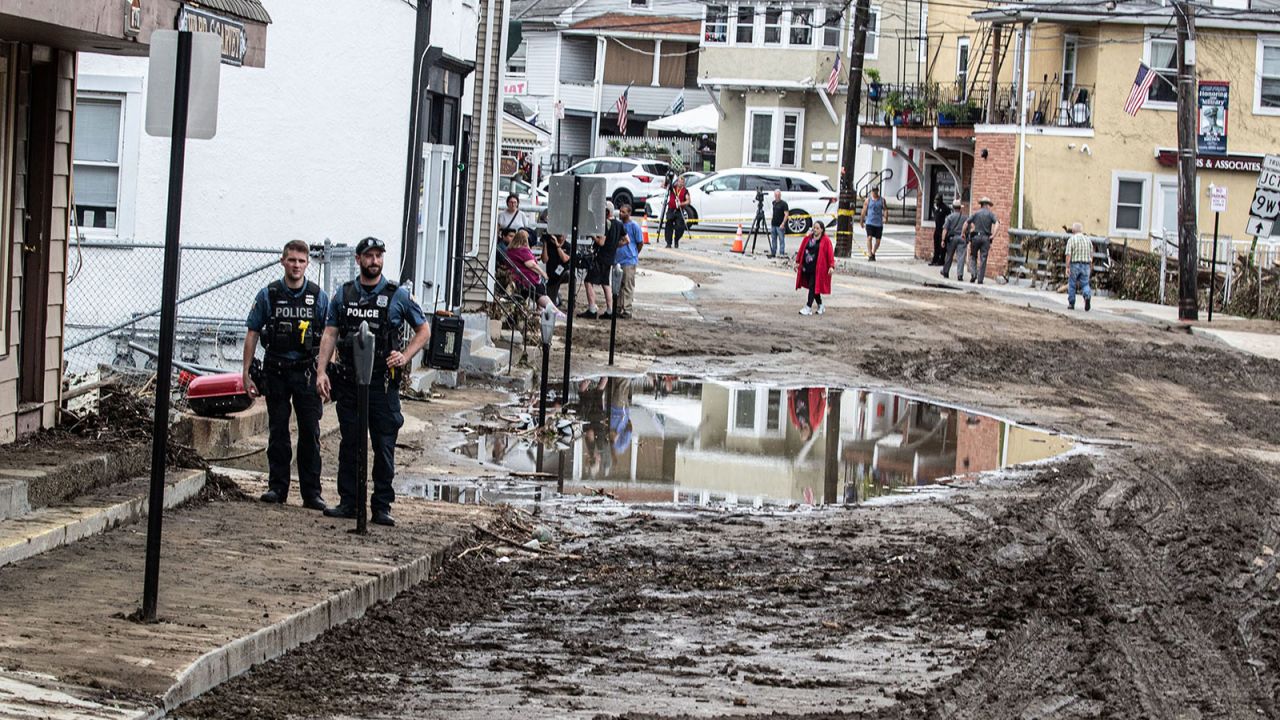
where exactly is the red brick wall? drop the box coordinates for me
[955,414,1002,475]
[969,132,1018,277]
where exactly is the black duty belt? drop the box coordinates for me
[264,356,317,371]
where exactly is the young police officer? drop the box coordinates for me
[243,240,328,510]
[314,237,429,527]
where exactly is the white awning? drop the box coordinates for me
[647,103,718,135]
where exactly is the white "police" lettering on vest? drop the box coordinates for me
[345,307,382,319]
[272,306,314,319]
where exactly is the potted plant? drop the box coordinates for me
[905,98,924,126]
[884,89,905,126]
[866,68,883,101]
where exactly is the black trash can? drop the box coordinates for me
[427,314,464,370]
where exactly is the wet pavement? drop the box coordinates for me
[449,375,1075,509]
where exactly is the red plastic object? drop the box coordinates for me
[186,372,253,417]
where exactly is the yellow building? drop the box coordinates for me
[859,0,1280,276]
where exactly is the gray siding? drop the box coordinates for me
[525,32,558,95]
[558,115,593,161]
[558,36,595,84]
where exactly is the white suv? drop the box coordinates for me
[546,157,671,211]
[644,168,838,235]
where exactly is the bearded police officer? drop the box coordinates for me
[242,240,329,510]
[315,237,429,527]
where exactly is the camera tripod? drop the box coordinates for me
[747,187,767,255]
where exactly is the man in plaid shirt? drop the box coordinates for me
[1065,223,1093,311]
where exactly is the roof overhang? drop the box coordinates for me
[699,77,818,92]
[973,5,1280,32]
[0,0,271,67]
[563,28,699,41]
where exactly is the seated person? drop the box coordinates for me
[506,230,566,319]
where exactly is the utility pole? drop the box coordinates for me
[1175,0,1199,321]
[836,0,872,258]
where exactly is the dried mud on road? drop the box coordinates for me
[180,258,1280,719]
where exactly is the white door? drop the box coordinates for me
[1154,180,1178,256]
[415,144,455,311]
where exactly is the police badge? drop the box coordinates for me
[376,294,389,308]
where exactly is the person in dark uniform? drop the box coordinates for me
[314,237,430,527]
[242,240,328,510]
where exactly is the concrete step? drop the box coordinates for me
[491,327,525,349]
[0,469,206,570]
[0,479,29,523]
[407,367,439,395]
[461,328,490,358]
[462,344,513,375]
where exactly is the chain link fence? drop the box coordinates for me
[65,240,359,376]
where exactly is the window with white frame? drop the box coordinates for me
[1256,36,1280,113]
[1061,35,1077,101]
[789,7,813,47]
[1110,172,1150,236]
[865,6,880,59]
[745,107,803,168]
[705,5,729,44]
[821,7,840,49]
[73,95,125,232]
[763,5,783,44]
[629,0,649,7]
[735,5,755,44]
[1145,36,1177,105]
[917,4,928,61]
[956,37,970,99]
[72,75,141,241]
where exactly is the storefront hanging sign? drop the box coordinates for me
[1197,81,1229,156]
[178,5,247,66]
[1156,149,1261,173]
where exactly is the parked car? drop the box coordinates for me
[541,156,671,211]
[643,168,837,235]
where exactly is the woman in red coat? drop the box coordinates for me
[795,221,836,315]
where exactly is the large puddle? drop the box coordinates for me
[450,375,1075,508]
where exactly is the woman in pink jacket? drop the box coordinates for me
[795,221,836,315]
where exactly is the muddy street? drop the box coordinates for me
[179,242,1280,719]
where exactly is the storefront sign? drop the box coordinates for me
[178,5,246,66]
[503,80,528,96]
[1197,81,1229,156]
[1156,149,1263,173]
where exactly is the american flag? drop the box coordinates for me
[1123,62,1157,116]
[826,54,842,95]
[615,85,631,135]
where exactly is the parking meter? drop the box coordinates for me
[538,305,557,427]
[352,321,375,534]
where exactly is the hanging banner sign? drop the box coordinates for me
[1197,81,1229,156]
[178,5,247,66]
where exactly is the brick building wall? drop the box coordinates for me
[967,131,1018,278]
[955,413,1002,476]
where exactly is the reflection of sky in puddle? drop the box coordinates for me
[456,375,1075,507]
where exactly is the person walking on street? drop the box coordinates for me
[614,203,643,318]
[930,193,950,266]
[581,202,620,319]
[795,221,835,315]
[769,189,789,258]
[314,237,430,527]
[860,187,886,261]
[940,199,968,280]
[542,233,570,308]
[242,240,328,511]
[1065,222,1094,311]
[664,176,690,249]
[962,197,999,283]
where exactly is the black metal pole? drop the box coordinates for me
[539,341,550,426]
[355,383,369,534]
[836,0,872,258]
[141,30,193,622]
[823,389,842,505]
[1209,212,1220,322]
[561,177,581,402]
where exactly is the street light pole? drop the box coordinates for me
[836,0,872,258]
[1175,0,1199,321]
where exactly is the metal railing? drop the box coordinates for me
[1006,229,1110,289]
[987,81,1094,128]
[64,239,357,376]
[860,80,1093,129]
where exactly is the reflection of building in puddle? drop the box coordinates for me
[456,375,1074,507]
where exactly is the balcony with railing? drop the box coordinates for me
[859,80,1094,130]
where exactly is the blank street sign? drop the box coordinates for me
[547,176,607,237]
[145,31,222,139]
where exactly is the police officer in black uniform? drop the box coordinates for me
[315,237,430,527]
[242,240,328,510]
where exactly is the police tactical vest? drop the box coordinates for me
[336,280,401,371]
[262,280,321,360]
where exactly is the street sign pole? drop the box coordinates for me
[561,176,581,403]
[1209,212,1220,322]
[141,30,193,622]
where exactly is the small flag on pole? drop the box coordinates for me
[826,54,842,95]
[667,90,685,116]
[615,85,631,134]
[1123,62,1157,116]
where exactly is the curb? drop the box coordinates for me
[0,470,207,570]
[151,532,476,716]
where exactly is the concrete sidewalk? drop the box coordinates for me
[0,470,492,719]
